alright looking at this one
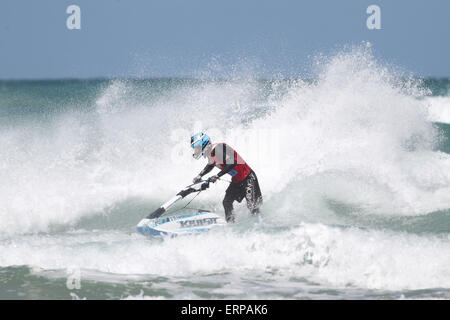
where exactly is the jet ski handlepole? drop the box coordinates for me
[146,180,210,219]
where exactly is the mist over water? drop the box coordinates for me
[2,46,450,299]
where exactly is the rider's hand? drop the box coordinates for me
[208,175,218,183]
[193,175,202,184]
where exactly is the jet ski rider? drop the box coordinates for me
[191,132,263,223]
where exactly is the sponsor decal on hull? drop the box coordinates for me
[179,217,218,228]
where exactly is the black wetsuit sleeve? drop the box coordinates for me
[199,164,214,177]
[217,163,237,177]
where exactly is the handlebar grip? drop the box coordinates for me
[201,181,210,190]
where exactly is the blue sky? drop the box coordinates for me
[0,0,449,79]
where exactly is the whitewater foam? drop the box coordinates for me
[2,46,450,298]
[1,46,450,236]
[425,96,450,124]
[2,223,450,291]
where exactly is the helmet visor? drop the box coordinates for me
[192,144,202,159]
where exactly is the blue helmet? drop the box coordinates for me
[191,132,211,159]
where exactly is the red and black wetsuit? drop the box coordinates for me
[198,143,262,222]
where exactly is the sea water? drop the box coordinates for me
[1,46,450,299]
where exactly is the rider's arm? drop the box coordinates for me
[198,163,214,177]
[217,163,237,177]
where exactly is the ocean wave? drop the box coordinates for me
[1,223,450,292]
[425,96,450,124]
[1,46,450,236]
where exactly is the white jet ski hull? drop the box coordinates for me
[136,211,226,236]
